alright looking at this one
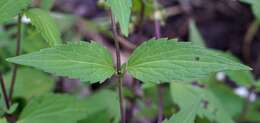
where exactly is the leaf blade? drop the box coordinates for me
[25,8,62,46]
[17,94,86,123]
[170,82,234,123]
[4,67,55,99]
[127,38,251,82]
[7,41,115,83]
[189,19,206,47]
[107,0,132,36]
[0,0,31,24]
[163,100,200,123]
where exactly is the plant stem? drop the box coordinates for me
[0,73,10,109]
[157,85,164,122]
[137,0,145,34]
[153,0,161,38]
[153,0,163,122]
[243,20,259,64]
[110,11,125,123]
[9,14,22,102]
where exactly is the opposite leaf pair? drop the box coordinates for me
[7,38,250,84]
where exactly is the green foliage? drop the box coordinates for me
[0,1,257,123]
[223,53,255,87]
[207,77,244,117]
[22,28,49,53]
[7,41,115,83]
[79,110,110,123]
[40,0,55,10]
[241,0,260,21]
[163,99,201,123]
[188,23,254,87]
[6,103,18,114]
[15,90,119,123]
[25,8,62,46]
[4,67,55,99]
[188,20,255,87]
[0,0,31,24]
[79,90,120,123]
[170,82,234,123]
[17,94,86,123]
[244,100,260,121]
[226,70,255,87]
[0,118,7,123]
[189,19,206,47]
[107,0,132,36]
[132,0,153,17]
[127,38,250,83]
[255,79,260,91]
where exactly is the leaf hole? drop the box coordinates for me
[195,57,200,61]
[202,100,209,109]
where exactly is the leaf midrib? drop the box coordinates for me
[15,59,113,69]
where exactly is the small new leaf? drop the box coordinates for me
[7,41,115,83]
[0,0,31,24]
[107,0,132,36]
[189,19,206,47]
[25,8,62,46]
[127,38,251,83]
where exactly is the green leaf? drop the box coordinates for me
[78,110,110,123]
[170,82,234,123]
[223,53,255,87]
[255,79,260,91]
[225,70,254,87]
[79,90,120,123]
[163,98,201,123]
[132,0,153,17]
[0,118,7,123]
[189,19,206,47]
[240,0,260,21]
[40,0,55,10]
[7,41,115,83]
[25,8,62,46]
[0,0,31,24]
[107,0,132,36]
[127,38,251,83]
[4,67,55,99]
[22,28,49,53]
[17,94,86,123]
[207,77,244,117]
[244,100,260,121]
[6,103,18,114]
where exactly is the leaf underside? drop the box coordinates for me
[107,0,132,36]
[0,0,31,24]
[7,41,115,83]
[25,8,62,46]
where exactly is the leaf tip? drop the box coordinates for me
[6,57,15,63]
